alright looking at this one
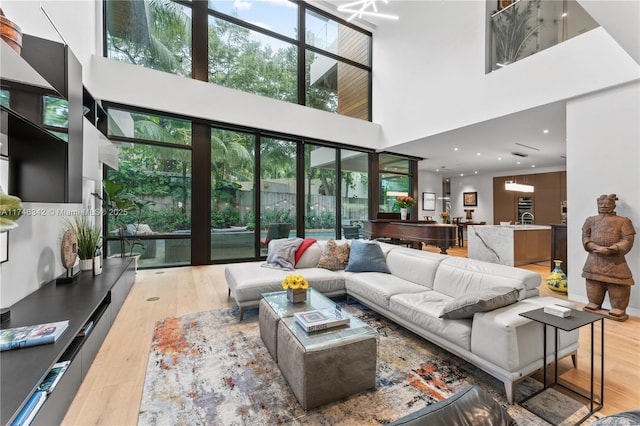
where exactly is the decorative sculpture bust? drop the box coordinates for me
[581,194,635,321]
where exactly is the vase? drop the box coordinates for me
[93,255,102,276]
[400,208,408,220]
[0,9,22,55]
[79,259,93,271]
[546,260,568,294]
[287,288,307,304]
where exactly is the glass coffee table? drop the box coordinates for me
[259,288,378,410]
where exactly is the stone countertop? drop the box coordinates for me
[469,225,551,230]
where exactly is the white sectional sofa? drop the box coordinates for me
[224,239,579,403]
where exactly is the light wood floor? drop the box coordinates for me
[63,244,640,425]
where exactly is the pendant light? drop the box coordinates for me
[338,0,399,22]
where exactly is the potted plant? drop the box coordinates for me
[0,191,22,232]
[395,196,416,220]
[94,179,154,260]
[68,215,101,271]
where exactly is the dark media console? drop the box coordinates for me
[0,258,135,425]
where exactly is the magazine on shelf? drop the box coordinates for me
[38,360,71,394]
[0,320,69,352]
[11,390,47,426]
[294,308,349,332]
[76,321,94,338]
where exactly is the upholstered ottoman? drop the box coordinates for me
[276,320,377,410]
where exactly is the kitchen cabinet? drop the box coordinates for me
[493,171,566,225]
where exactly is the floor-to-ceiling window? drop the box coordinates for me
[104,107,192,268]
[104,0,372,121]
[210,127,255,261]
[260,136,297,256]
[101,105,419,267]
[305,144,337,240]
[341,150,369,229]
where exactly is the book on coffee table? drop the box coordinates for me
[294,308,349,332]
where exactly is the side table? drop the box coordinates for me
[519,307,604,425]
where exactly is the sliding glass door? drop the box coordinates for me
[210,128,255,261]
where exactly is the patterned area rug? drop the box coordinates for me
[139,302,599,425]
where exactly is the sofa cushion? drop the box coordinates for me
[263,238,303,271]
[433,257,541,299]
[439,287,520,319]
[317,239,350,271]
[345,274,428,309]
[345,240,390,273]
[388,385,514,426]
[226,262,345,305]
[385,248,447,288]
[294,238,317,265]
[295,242,323,269]
[592,410,640,425]
[389,292,472,350]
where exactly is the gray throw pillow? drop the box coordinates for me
[345,240,390,273]
[439,286,519,319]
[263,238,303,271]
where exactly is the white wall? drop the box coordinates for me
[372,1,639,147]
[89,57,382,150]
[566,82,640,317]
[445,166,567,226]
[417,169,443,220]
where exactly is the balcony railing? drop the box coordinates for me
[489,0,599,71]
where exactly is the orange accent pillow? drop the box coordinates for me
[295,238,317,265]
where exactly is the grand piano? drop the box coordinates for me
[361,220,458,254]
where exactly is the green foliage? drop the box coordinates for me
[0,192,23,232]
[492,0,542,65]
[305,210,336,229]
[68,215,101,260]
[262,208,295,229]
[97,178,155,257]
[212,180,241,203]
[144,209,190,233]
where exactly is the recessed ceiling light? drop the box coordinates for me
[460,173,464,176]
[476,153,481,156]
[517,161,521,164]
[454,147,459,151]
[531,165,536,167]
[474,171,478,174]
[498,157,502,161]
[543,129,549,134]
[436,168,440,172]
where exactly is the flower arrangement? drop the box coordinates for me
[395,196,416,209]
[440,212,450,223]
[281,274,309,290]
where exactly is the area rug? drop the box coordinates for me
[138,302,599,425]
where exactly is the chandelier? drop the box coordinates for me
[337,0,399,22]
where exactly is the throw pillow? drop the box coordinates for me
[439,286,519,319]
[263,238,303,271]
[345,240,390,273]
[317,239,350,271]
[294,238,317,265]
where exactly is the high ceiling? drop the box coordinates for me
[320,1,569,179]
[388,101,568,178]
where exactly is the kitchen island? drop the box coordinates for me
[467,225,551,266]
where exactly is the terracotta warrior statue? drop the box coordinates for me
[582,194,635,321]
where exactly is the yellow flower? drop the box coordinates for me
[282,274,309,290]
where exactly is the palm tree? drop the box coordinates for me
[492,0,542,67]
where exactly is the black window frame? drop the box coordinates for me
[103,0,373,121]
